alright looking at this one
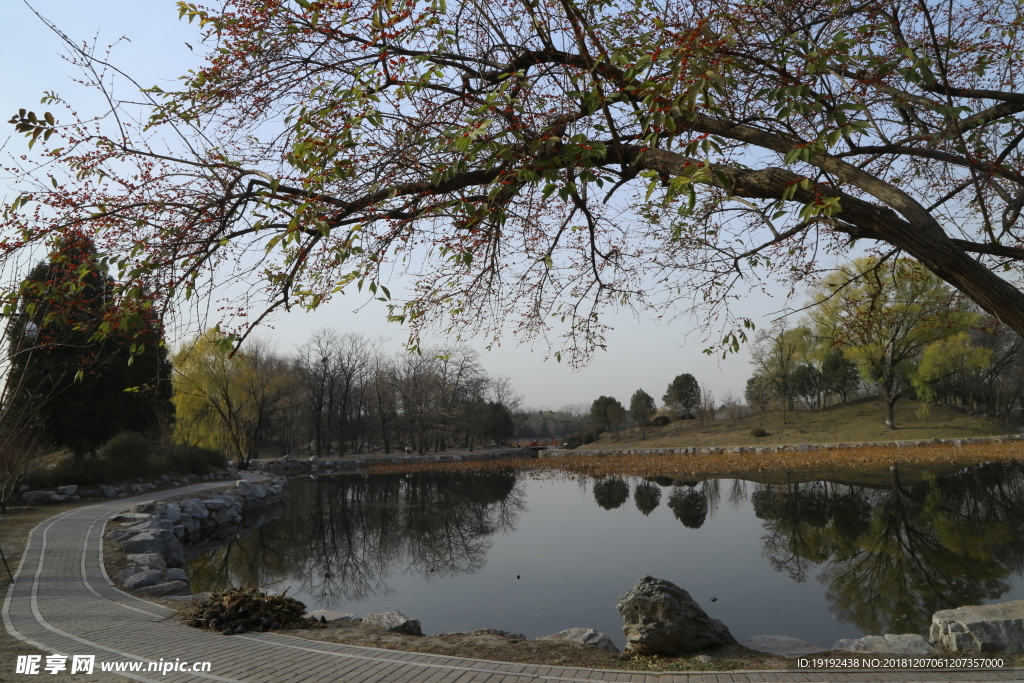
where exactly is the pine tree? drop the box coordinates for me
[7,233,171,457]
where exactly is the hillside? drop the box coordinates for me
[580,397,1018,451]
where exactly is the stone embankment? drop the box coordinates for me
[106,476,288,597]
[543,433,1024,458]
[255,448,536,475]
[20,468,241,506]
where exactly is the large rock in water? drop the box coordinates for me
[363,610,422,635]
[616,576,736,655]
[931,600,1024,653]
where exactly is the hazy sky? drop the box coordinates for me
[2,0,809,409]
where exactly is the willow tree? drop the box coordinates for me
[172,331,295,466]
[6,0,1024,357]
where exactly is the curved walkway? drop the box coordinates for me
[4,482,1022,683]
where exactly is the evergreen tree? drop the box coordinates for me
[663,373,700,420]
[629,388,657,439]
[7,234,171,456]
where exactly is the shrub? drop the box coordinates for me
[155,444,228,475]
[99,432,152,464]
[97,432,156,478]
[750,427,769,438]
[651,415,671,427]
[22,455,119,488]
[581,430,595,445]
[564,435,583,449]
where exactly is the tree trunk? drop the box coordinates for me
[880,384,897,430]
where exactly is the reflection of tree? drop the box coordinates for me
[634,482,661,516]
[187,470,526,608]
[593,478,629,510]
[755,463,1024,635]
[668,488,709,529]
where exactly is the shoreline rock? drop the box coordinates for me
[617,576,736,656]
[106,476,288,596]
[364,610,422,636]
[538,627,619,653]
[931,600,1024,653]
[831,634,933,654]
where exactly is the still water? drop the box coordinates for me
[188,461,1024,649]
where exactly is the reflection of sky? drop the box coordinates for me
[273,475,886,649]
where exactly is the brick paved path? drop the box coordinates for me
[4,481,1022,683]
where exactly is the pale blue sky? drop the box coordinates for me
[1,0,802,409]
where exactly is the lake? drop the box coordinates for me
[187,460,1024,650]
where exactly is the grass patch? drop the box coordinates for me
[590,397,1015,451]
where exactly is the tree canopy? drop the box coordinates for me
[810,256,978,428]
[663,373,699,419]
[7,234,171,456]
[7,0,1024,357]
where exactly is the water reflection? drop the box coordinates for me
[752,462,1024,635]
[593,478,630,510]
[189,471,526,606]
[187,461,1024,638]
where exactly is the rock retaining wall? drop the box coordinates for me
[106,476,288,596]
[255,448,537,475]
[21,468,241,506]
[542,433,1024,459]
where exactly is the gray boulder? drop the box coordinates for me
[163,503,182,524]
[201,498,227,510]
[21,491,53,506]
[105,529,134,542]
[119,528,184,567]
[178,498,209,519]
[832,634,933,654]
[363,610,422,635]
[126,553,166,571]
[161,535,185,568]
[129,484,146,495]
[112,512,153,523]
[136,581,190,597]
[617,576,736,655]
[741,635,827,658]
[121,531,164,555]
[931,600,1024,653]
[130,502,156,513]
[122,569,162,590]
[164,568,189,582]
[56,485,78,496]
[114,566,147,583]
[538,627,620,653]
[101,485,118,498]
